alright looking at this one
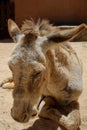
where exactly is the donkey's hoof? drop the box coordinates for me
[1,82,14,89]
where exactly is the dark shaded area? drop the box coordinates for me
[23,117,80,130]
[23,118,64,130]
[0,0,15,39]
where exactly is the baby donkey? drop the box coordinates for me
[1,19,86,130]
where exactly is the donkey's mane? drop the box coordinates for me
[21,19,54,36]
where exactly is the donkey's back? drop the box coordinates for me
[43,43,82,105]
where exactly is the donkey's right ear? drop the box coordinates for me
[8,19,22,43]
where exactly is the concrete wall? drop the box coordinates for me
[14,0,87,26]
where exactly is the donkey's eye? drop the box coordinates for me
[32,71,42,88]
[34,71,41,77]
[32,71,42,79]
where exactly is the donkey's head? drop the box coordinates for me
[8,19,86,123]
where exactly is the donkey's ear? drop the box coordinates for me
[43,23,86,51]
[48,23,86,43]
[8,19,22,42]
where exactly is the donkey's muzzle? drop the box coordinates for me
[11,108,30,123]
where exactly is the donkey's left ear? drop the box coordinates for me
[43,23,86,51]
[8,19,22,43]
[48,23,86,43]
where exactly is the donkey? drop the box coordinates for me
[2,19,86,130]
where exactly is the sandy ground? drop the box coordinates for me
[0,42,87,130]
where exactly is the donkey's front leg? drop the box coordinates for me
[39,97,62,121]
[59,101,81,130]
[0,77,14,89]
[39,97,81,130]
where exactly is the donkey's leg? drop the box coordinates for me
[0,77,14,89]
[59,101,81,130]
[39,97,62,122]
[39,97,81,130]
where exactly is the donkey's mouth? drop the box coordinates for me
[11,108,30,123]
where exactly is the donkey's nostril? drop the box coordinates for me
[23,113,29,122]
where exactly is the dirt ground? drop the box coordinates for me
[0,42,87,130]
